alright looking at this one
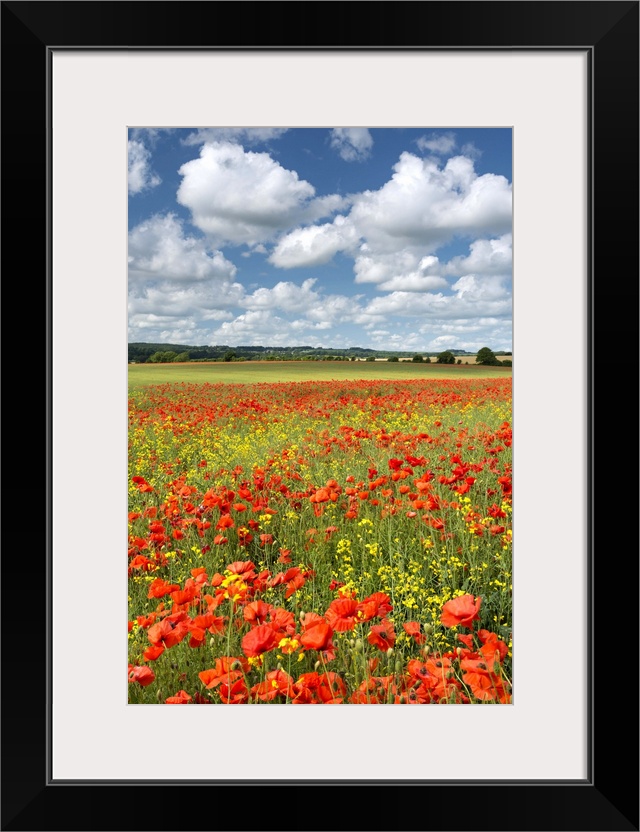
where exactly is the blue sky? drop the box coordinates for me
[128,127,512,352]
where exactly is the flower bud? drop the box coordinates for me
[423,623,434,637]
[354,639,364,653]
[386,647,394,658]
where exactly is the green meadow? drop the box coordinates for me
[128,360,512,389]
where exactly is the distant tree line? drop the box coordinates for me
[128,342,511,365]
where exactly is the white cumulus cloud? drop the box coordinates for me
[330,128,374,162]
[182,128,289,147]
[354,250,447,292]
[128,214,237,283]
[416,132,457,155]
[269,215,359,269]
[347,152,512,254]
[128,140,161,195]
[176,142,347,247]
[442,234,512,276]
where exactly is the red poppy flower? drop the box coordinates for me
[294,672,320,693]
[251,669,295,702]
[199,656,248,689]
[166,690,192,704]
[285,572,306,599]
[128,665,155,686]
[460,658,508,701]
[147,615,190,649]
[242,624,278,657]
[143,644,165,662]
[403,621,426,645]
[192,691,211,704]
[325,597,359,632]
[406,659,437,684]
[300,619,334,652]
[193,613,226,634]
[291,687,316,704]
[477,630,509,665]
[268,607,296,636]
[132,476,153,493]
[441,594,482,629]
[357,592,393,621]
[218,677,249,704]
[310,487,330,504]
[170,582,198,606]
[457,633,474,650]
[316,672,346,702]
[147,578,180,599]
[300,612,325,631]
[367,621,396,651]
[243,600,273,625]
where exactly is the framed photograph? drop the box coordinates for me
[2,2,638,830]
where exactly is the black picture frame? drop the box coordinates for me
[2,2,638,830]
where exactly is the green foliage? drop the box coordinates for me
[437,351,456,364]
[476,347,499,366]
[412,354,424,363]
[387,356,399,362]
[148,350,179,363]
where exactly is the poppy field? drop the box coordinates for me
[128,374,512,704]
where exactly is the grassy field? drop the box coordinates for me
[128,374,513,704]
[128,360,512,389]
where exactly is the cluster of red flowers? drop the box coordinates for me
[128,378,512,704]
[129,558,510,704]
